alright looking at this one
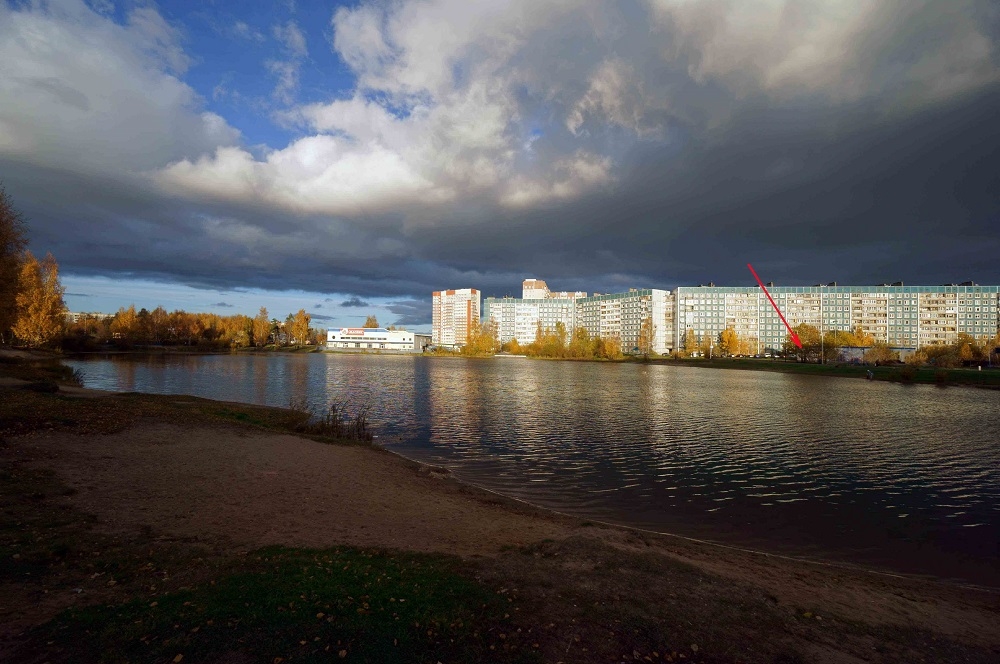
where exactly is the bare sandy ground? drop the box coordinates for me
[13,421,574,557]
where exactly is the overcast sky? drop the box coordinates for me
[2,0,998,329]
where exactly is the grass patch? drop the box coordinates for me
[1,452,534,664]
[25,547,535,664]
[0,355,82,386]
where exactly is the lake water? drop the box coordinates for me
[65,353,1000,586]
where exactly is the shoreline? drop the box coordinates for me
[42,351,1000,586]
[6,370,996,591]
[58,345,1000,390]
[418,462,999,593]
[3,356,999,662]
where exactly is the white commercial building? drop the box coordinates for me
[432,288,480,347]
[326,327,429,352]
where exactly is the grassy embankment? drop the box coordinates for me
[2,353,998,663]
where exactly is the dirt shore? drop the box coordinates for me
[1,375,998,663]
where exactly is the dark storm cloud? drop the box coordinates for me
[340,296,370,307]
[310,313,335,322]
[2,0,999,304]
[385,299,431,327]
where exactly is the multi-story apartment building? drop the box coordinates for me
[481,279,585,345]
[480,286,679,354]
[674,284,999,354]
[431,288,480,347]
[455,280,999,356]
[575,289,674,354]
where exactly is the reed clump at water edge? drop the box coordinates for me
[290,397,375,444]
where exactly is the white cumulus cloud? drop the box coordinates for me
[0,0,239,176]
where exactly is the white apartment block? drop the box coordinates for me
[675,284,999,353]
[469,280,999,357]
[576,289,674,354]
[483,296,578,345]
[479,279,586,345]
[431,288,480,347]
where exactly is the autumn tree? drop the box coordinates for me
[599,334,623,360]
[954,333,987,363]
[463,317,499,355]
[110,305,139,344]
[738,334,758,357]
[12,251,66,348]
[363,315,379,328]
[718,327,739,357]
[923,343,959,368]
[171,310,203,345]
[852,326,875,347]
[825,329,857,350]
[699,333,713,358]
[149,306,169,343]
[253,307,271,347]
[502,338,522,354]
[527,322,569,358]
[637,316,656,356]
[864,342,898,365]
[0,184,29,343]
[784,323,821,362]
[567,326,592,358]
[291,309,311,345]
[219,313,252,347]
[905,348,929,366]
[682,328,698,357]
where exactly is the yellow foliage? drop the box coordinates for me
[253,307,271,347]
[12,251,66,348]
[718,327,739,356]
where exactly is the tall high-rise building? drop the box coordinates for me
[431,288,480,347]
[521,278,549,299]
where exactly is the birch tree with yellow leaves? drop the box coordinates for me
[12,251,66,348]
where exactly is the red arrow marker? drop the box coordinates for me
[747,263,802,349]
